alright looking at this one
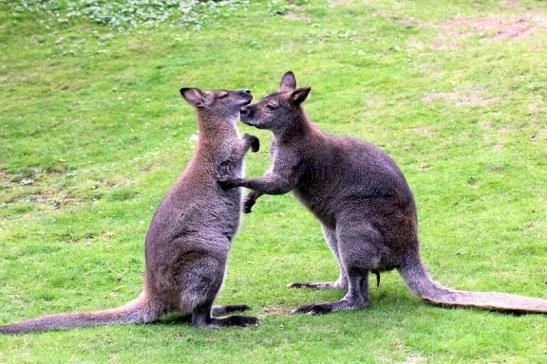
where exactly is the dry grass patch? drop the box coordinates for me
[410,14,546,50]
[423,88,500,107]
[282,12,309,21]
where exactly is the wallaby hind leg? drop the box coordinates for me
[290,223,383,315]
[180,253,257,328]
[290,267,368,315]
[288,225,347,290]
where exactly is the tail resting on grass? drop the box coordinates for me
[398,249,547,314]
[0,293,162,335]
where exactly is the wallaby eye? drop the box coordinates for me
[217,91,229,98]
[266,103,277,110]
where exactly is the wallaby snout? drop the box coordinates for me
[181,88,253,121]
[239,104,254,121]
[237,89,253,105]
[238,72,311,132]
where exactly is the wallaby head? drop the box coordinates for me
[181,87,253,123]
[239,71,311,132]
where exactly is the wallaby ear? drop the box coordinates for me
[180,87,205,107]
[290,87,311,105]
[280,71,297,92]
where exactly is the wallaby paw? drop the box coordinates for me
[290,303,333,315]
[217,175,240,189]
[243,133,260,153]
[243,197,256,213]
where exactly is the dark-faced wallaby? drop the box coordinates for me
[0,88,260,334]
[218,71,547,315]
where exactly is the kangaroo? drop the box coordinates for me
[218,71,547,315]
[0,87,260,334]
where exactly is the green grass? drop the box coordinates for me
[1,0,546,362]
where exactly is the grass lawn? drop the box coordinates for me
[0,0,545,362]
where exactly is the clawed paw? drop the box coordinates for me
[289,304,333,315]
[217,175,239,188]
[244,133,260,153]
[243,197,256,213]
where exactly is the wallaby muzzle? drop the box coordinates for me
[239,105,256,125]
[237,89,253,105]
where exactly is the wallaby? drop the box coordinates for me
[218,71,547,315]
[0,87,260,334]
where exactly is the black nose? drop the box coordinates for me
[240,105,249,114]
[242,89,251,94]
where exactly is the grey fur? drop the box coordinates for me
[0,88,259,334]
[219,71,547,315]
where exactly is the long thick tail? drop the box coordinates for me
[398,250,547,314]
[0,293,161,334]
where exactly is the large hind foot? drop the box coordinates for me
[288,281,346,290]
[211,304,250,316]
[290,265,370,315]
[192,303,258,328]
[290,298,368,315]
[208,315,259,328]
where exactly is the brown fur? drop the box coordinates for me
[219,72,547,315]
[0,87,259,334]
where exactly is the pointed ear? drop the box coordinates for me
[180,87,205,107]
[280,71,297,92]
[290,87,311,105]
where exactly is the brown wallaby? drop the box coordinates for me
[0,87,260,334]
[218,71,547,315]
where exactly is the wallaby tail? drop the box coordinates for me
[0,292,162,335]
[398,249,547,314]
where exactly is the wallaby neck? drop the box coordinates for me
[273,108,314,144]
[194,109,238,162]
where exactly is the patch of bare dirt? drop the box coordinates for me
[410,40,459,50]
[0,167,86,211]
[485,166,505,173]
[478,120,492,129]
[283,12,309,21]
[440,15,545,41]
[413,127,433,137]
[528,103,547,113]
[423,89,500,107]
[397,354,425,364]
[365,97,385,108]
[410,14,546,50]
[492,143,504,151]
[261,305,288,316]
[5,189,85,210]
